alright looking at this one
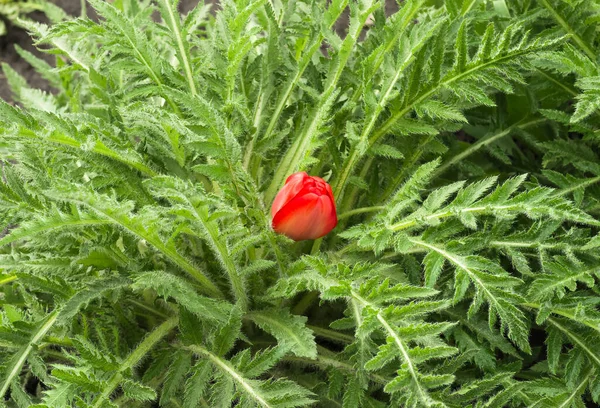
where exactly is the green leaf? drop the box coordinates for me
[246,309,317,358]
[131,271,231,323]
[160,349,192,405]
[182,360,212,408]
[58,277,130,324]
[0,312,59,398]
[121,379,157,402]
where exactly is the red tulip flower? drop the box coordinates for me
[271,172,338,241]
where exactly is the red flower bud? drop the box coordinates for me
[271,172,338,241]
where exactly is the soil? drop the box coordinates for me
[0,10,50,102]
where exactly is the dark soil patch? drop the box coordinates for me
[0,11,51,102]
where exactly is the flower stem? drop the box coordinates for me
[338,206,385,221]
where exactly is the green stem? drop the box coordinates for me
[159,0,197,96]
[128,299,169,318]
[326,1,426,196]
[339,156,374,215]
[344,0,424,109]
[539,0,596,61]
[43,336,74,347]
[490,240,570,251]
[310,238,323,255]
[369,49,543,148]
[246,45,319,176]
[331,26,430,208]
[111,5,181,116]
[521,302,600,335]
[552,175,600,198]
[0,311,59,397]
[546,317,600,368]
[0,275,17,286]
[535,68,578,96]
[192,205,248,310]
[247,0,349,177]
[42,349,73,362]
[284,348,390,385]
[330,148,360,209]
[188,344,272,407]
[434,117,546,177]
[91,316,178,408]
[68,198,223,298]
[390,202,544,232]
[292,291,319,316]
[0,218,111,247]
[267,231,287,278]
[352,291,429,403]
[307,325,353,344]
[326,158,378,251]
[80,0,87,18]
[338,206,385,221]
[243,87,268,170]
[336,242,358,256]
[558,367,593,408]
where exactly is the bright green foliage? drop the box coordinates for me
[0,0,66,36]
[1,0,600,406]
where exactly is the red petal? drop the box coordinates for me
[272,193,337,241]
[271,172,308,218]
[285,172,308,184]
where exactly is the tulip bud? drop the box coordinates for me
[271,172,338,241]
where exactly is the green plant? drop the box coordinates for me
[0,0,66,36]
[1,0,600,406]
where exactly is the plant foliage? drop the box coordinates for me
[1,0,600,406]
[0,0,65,36]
